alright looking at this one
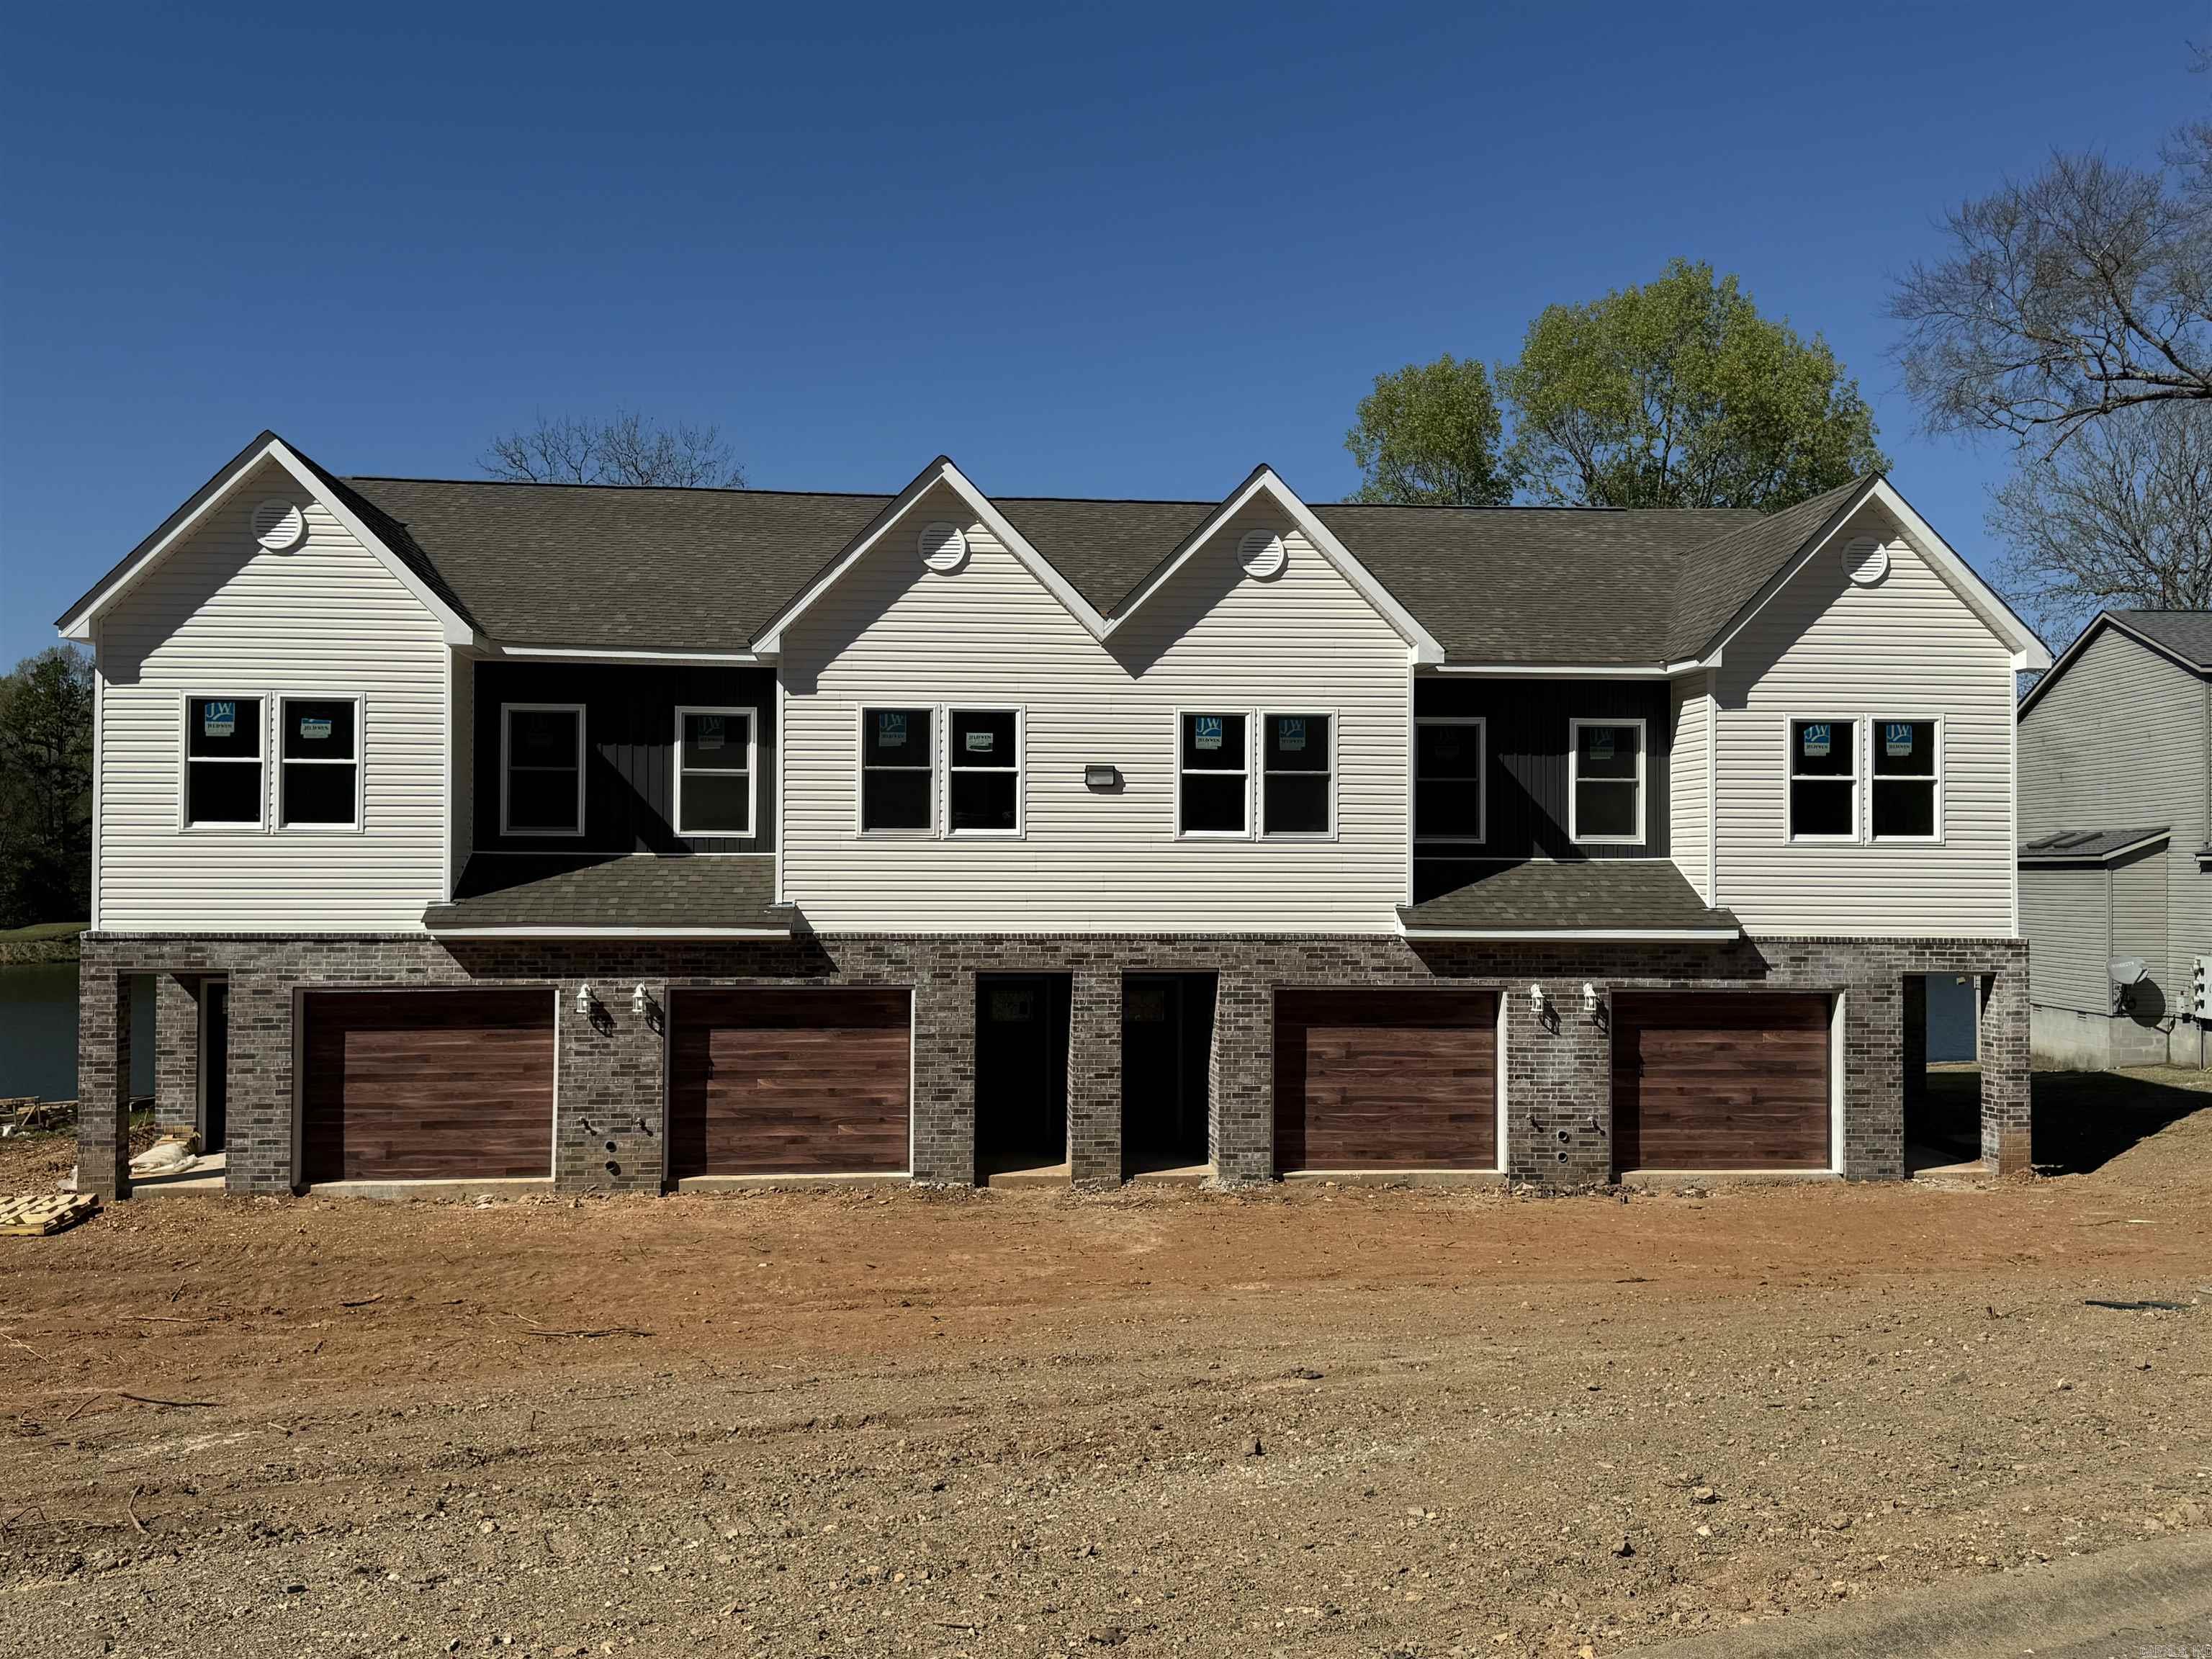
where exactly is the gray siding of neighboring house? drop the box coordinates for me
[2019,626,2208,1064]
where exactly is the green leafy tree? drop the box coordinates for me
[0,647,94,928]
[1498,258,1888,509]
[1344,354,1514,505]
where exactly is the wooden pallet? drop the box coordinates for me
[0,1194,99,1237]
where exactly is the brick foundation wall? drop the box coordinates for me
[152,972,199,1133]
[75,931,2031,1198]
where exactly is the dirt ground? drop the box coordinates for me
[2,1071,2210,1659]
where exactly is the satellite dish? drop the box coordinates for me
[2108,957,2149,986]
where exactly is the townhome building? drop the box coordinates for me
[60,433,2050,1199]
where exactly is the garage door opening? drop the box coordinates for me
[976,974,1071,1182]
[1611,992,1833,1174]
[301,989,555,1185]
[1906,974,1984,1174]
[1122,974,1215,1177]
[667,988,912,1179]
[1274,989,1500,1173]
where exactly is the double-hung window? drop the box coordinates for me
[1787,719,1857,840]
[1178,711,1248,836]
[674,706,755,836]
[184,696,264,828]
[502,704,585,837]
[279,696,359,829]
[1261,712,1332,836]
[1413,716,1485,843]
[861,707,934,832]
[1871,719,1939,840]
[1568,718,1645,844]
[948,709,1021,835]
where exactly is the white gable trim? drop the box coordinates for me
[1104,468,1445,663]
[57,436,477,647]
[750,458,1110,654]
[1707,477,2050,673]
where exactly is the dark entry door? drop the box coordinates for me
[200,981,228,1153]
[1123,974,1211,1170]
[975,975,1067,1169]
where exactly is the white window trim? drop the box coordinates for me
[1413,714,1487,846]
[500,703,587,839]
[945,706,1025,840]
[672,703,758,839]
[856,704,938,838]
[1869,714,1945,845]
[1567,716,1647,846]
[1259,709,1338,841]
[276,693,365,835]
[1174,707,1254,840]
[1785,716,1862,845]
[178,691,267,833]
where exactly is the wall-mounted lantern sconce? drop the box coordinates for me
[1084,764,1121,791]
[1581,982,1602,1018]
[577,982,596,1015]
[631,984,649,1018]
[1528,983,1547,1015]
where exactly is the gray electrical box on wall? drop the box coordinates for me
[2194,956,2212,1022]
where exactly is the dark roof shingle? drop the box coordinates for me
[1398,859,1740,935]
[2110,611,2212,670]
[2017,827,2170,863]
[425,853,784,932]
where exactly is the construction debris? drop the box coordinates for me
[0,1192,99,1236]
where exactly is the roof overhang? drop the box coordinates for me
[424,924,791,939]
[2019,613,2212,721]
[1397,924,1743,942]
[55,432,478,647]
[484,642,766,666]
[1426,658,1717,678]
[2017,828,2172,866]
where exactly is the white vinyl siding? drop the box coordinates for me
[778,482,1411,931]
[449,651,473,894]
[95,458,448,931]
[1668,675,1712,903]
[1713,501,2015,938]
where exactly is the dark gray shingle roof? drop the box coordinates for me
[425,853,784,932]
[2017,827,2170,863]
[1399,859,1740,935]
[2110,611,2212,670]
[1660,476,1874,661]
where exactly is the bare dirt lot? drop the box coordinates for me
[3,1071,2211,1658]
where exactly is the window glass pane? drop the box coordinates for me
[1575,778,1639,840]
[863,767,932,830]
[865,708,931,765]
[186,760,261,824]
[511,708,579,766]
[1179,773,1245,833]
[1790,720,1852,778]
[950,770,1018,832]
[283,762,356,826]
[1180,713,1245,771]
[1264,773,1329,834]
[187,697,260,759]
[682,711,750,771]
[282,700,354,760]
[950,710,1017,768]
[681,771,751,834]
[1264,714,1328,773]
[507,768,580,832]
[1791,778,1855,837]
[1872,778,1936,838]
[1416,722,1481,778]
[1575,723,1640,781]
[1871,721,1935,778]
[1415,779,1484,839]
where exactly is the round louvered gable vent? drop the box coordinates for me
[1238,528,1287,580]
[1843,536,1890,586]
[919,521,968,573]
[252,498,306,552]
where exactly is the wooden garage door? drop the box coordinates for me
[1275,989,1498,1170]
[302,990,554,1184]
[668,988,910,1177]
[1612,993,1831,1171]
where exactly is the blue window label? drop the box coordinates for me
[1589,728,1615,762]
[965,730,994,753]
[696,714,724,752]
[877,711,907,746]
[1279,716,1305,752]
[1801,723,1830,759]
[1195,715,1223,752]
[1884,722,1914,757]
[202,700,235,739]
[298,716,332,741]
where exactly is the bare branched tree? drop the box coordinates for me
[482,409,747,487]
[1891,138,2212,450]
[1987,401,2212,641]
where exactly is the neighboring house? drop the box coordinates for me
[60,433,2049,1200]
[2018,611,2212,1069]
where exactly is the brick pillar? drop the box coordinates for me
[559,979,665,1192]
[912,965,975,1184]
[1066,968,1122,1185]
[75,961,133,1199]
[225,974,295,1195]
[1209,971,1272,1183]
[153,973,199,1134]
[1506,984,1609,1183]
[1979,953,2033,1174]
[1840,976,1905,1181]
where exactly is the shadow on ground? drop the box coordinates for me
[2031,1066,2212,1176]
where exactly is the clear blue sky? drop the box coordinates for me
[3,2,2203,667]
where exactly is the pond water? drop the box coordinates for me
[0,963,153,1102]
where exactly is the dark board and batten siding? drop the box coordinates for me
[471,661,777,855]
